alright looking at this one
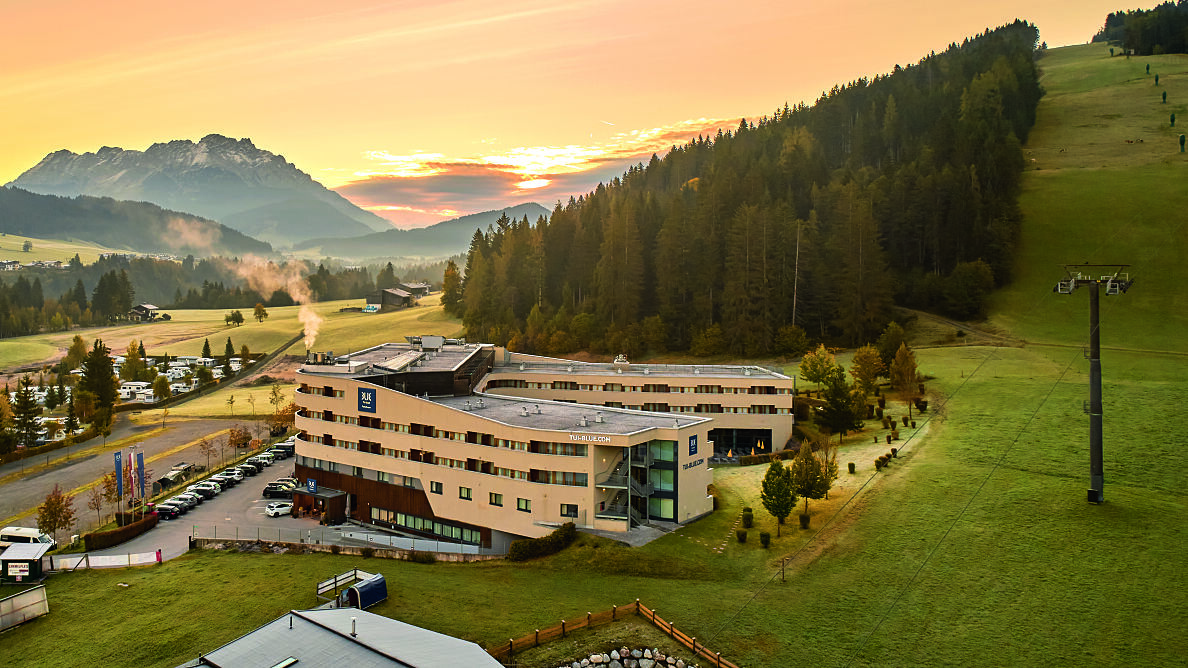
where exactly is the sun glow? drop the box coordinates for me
[516,178,551,189]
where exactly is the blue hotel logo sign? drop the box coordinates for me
[307,478,318,494]
[358,387,377,413]
[689,435,698,456]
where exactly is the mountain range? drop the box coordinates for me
[292,203,550,259]
[6,134,391,246]
[0,187,273,257]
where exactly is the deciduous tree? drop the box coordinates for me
[848,344,885,399]
[890,342,923,419]
[253,303,269,323]
[799,344,836,392]
[37,483,76,545]
[788,442,829,518]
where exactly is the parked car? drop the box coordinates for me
[177,491,205,506]
[154,503,181,520]
[274,477,299,487]
[262,484,293,499]
[267,448,291,460]
[265,501,293,517]
[236,463,261,476]
[166,497,192,513]
[249,454,273,466]
[194,481,222,493]
[220,469,245,481]
[210,473,238,487]
[185,485,216,500]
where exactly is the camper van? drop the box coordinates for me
[0,526,56,550]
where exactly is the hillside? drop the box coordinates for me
[0,187,272,257]
[292,203,549,259]
[6,134,391,246]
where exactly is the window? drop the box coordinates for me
[560,503,578,518]
[459,486,472,500]
[430,481,442,495]
[489,492,503,506]
[377,471,391,483]
[327,462,338,473]
[353,466,364,477]
[517,498,531,513]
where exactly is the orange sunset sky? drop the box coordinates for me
[1,1,1122,228]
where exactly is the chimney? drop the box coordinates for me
[351,617,357,637]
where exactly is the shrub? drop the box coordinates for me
[848,462,856,474]
[408,550,436,564]
[741,512,753,528]
[742,506,752,513]
[83,513,159,551]
[507,522,578,561]
[890,448,898,458]
[891,429,900,440]
[736,529,747,543]
[874,458,883,470]
[361,547,375,559]
[759,532,771,548]
[330,544,341,555]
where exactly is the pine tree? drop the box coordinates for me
[788,441,829,518]
[441,260,463,316]
[12,375,42,448]
[224,337,235,359]
[201,339,212,358]
[64,396,79,434]
[82,339,116,412]
[759,460,796,536]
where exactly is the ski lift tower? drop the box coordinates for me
[1053,264,1133,504]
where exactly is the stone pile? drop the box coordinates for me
[555,646,699,668]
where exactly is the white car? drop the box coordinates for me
[265,502,293,517]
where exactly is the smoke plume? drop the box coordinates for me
[164,218,222,253]
[224,255,324,348]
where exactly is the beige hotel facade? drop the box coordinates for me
[293,337,795,551]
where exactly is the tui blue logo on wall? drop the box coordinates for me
[307,479,318,494]
[689,435,698,456]
[358,387,377,413]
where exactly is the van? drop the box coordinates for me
[0,526,57,550]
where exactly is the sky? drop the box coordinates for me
[0,1,1124,228]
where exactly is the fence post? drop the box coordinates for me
[535,629,539,647]
[508,639,513,658]
[716,652,721,667]
[561,619,566,638]
[587,611,591,627]
[693,637,697,656]
[612,604,617,621]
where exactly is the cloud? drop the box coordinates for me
[334,117,739,227]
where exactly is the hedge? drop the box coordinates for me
[84,513,159,551]
[506,522,577,561]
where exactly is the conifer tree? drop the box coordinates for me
[759,460,796,536]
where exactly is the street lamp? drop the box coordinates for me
[1053,264,1133,504]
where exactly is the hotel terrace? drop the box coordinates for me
[293,336,795,550]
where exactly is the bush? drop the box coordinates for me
[361,547,375,559]
[890,448,898,458]
[408,550,436,564]
[874,458,883,470]
[83,513,159,551]
[848,462,856,474]
[759,532,771,548]
[507,522,578,561]
[742,506,752,513]
[741,512,753,528]
[330,544,341,555]
[736,529,747,543]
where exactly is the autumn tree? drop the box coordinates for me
[799,344,837,393]
[890,342,923,419]
[86,484,105,525]
[120,340,145,381]
[849,344,885,399]
[788,442,829,520]
[875,321,906,373]
[37,483,76,545]
[198,436,217,470]
[759,460,796,536]
[152,375,171,403]
[253,303,269,323]
[226,394,236,416]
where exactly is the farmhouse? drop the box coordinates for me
[293,337,794,550]
[129,303,160,322]
[365,287,413,310]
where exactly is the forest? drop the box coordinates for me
[1093,2,1188,55]
[452,22,1043,357]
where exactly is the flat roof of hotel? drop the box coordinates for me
[434,392,707,435]
[300,342,486,376]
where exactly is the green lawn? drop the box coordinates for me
[0,232,120,264]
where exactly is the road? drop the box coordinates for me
[0,417,265,532]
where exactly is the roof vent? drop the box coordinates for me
[567,365,574,373]
[520,406,529,417]
[465,400,472,411]
[673,420,680,428]
[533,404,542,414]
[694,368,700,375]
[519,363,525,371]
[643,368,650,375]
[351,616,357,638]
[595,412,604,423]
[744,367,752,376]
[616,367,623,374]
[579,416,589,427]
[477,398,485,408]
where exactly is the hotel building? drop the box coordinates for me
[292,337,794,550]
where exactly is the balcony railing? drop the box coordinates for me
[594,473,652,497]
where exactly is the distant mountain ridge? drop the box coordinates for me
[293,203,550,259]
[0,187,273,257]
[6,134,391,246]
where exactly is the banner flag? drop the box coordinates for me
[114,452,123,498]
[136,452,145,498]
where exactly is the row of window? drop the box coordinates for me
[298,412,592,455]
[606,403,786,415]
[486,379,790,395]
[298,385,345,397]
[370,507,482,544]
[429,483,532,512]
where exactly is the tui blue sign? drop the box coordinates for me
[307,478,318,494]
[358,387,377,413]
[689,435,698,456]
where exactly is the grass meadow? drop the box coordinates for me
[0,232,119,265]
[2,44,1187,667]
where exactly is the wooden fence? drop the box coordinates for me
[489,599,740,668]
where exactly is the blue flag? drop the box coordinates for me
[136,452,145,498]
[114,451,123,498]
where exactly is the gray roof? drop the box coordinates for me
[302,342,486,376]
[435,392,707,436]
[197,608,501,668]
[495,357,790,381]
[0,542,51,560]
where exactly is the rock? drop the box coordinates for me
[638,660,654,668]
[611,650,621,661]
[603,654,611,663]
[582,660,590,667]
[633,650,644,659]
[571,663,581,668]
[676,661,686,668]
[609,662,623,668]
[666,658,676,665]
[591,655,603,664]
